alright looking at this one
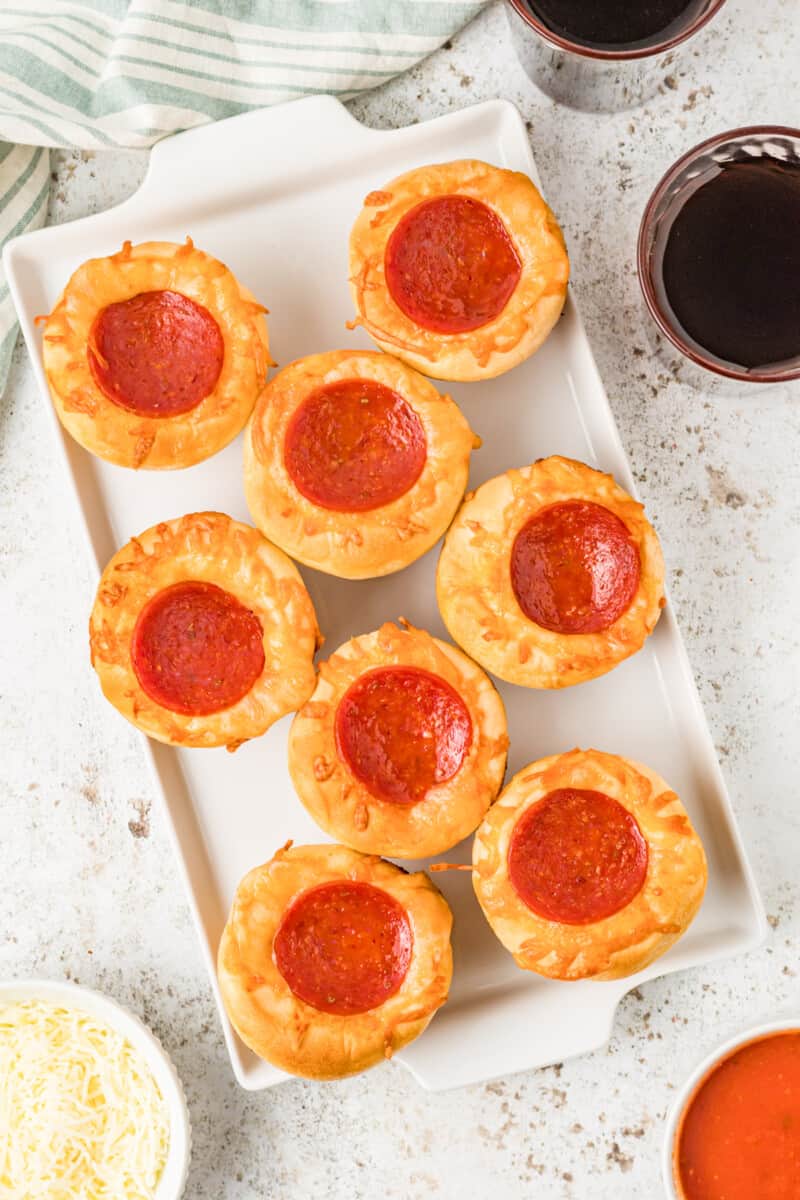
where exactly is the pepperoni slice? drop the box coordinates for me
[131,581,264,716]
[88,289,224,417]
[507,788,648,925]
[384,195,522,334]
[510,500,640,635]
[335,666,472,805]
[273,881,413,1015]
[284,378,426,512]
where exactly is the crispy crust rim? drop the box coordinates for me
[243,350,477,579]
[472,748,708,981]
[436,456,666,688]
[89,512,320,749]
[287,622,508,859]
[348,160,569,382]
[42,239,270,469]
[217,843,454,1079]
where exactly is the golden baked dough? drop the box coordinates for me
[42,239,270,469]
[89,512,320,749]
[243,350,477,579]
[288,622,508,859]
[218,842,453,1079]
[472,748,708,981]
[437,456,665,688]
[348,160,569,382]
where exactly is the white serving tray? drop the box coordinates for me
[5,95,766,1092]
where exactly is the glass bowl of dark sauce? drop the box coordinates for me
[526,0,714,52]
[504,0,728,110]
[639,127,800,384]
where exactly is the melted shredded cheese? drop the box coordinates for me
[0,999,170,1199]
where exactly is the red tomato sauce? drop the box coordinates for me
[273,881,413,1015]
[507,788,648,924]
[283,378,426,512]
[131,580,264,716]
[88,289,224,417]
[384,195,522,334]
[510,500,640,635]
[676,1030,800,1200]
[334,666,473,805]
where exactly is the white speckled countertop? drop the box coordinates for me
[2,1,799,1195]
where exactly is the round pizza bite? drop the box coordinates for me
[288,622,508,859]
[472,749,708,981]
[217,842,453,1079]
[243,350,477,579]
[89,512,320,749]
[42,238,270,469]
[437,455,665,688]
[348,160,569,381]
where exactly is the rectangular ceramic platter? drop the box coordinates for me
[5,95,766,1091]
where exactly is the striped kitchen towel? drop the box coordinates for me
[0,0,487,391]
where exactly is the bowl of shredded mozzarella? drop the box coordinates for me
[0,978,191,1199]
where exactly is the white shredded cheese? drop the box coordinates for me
[0,998,170,1199]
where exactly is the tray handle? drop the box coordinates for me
[395,979,630,1092]
[139,95,377,206]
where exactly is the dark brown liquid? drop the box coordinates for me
[526,0,705,50]
[661,157,800,369]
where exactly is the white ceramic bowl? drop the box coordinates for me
[0,978,191,1199]
[662,1016,800,1197]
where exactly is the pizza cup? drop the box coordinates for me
[349,160,569,381]
[288,622,508,859]
[243,350,477,579]
[217,843,453,1079]
[472,748,708,981]
[437,455,666,688]
[89,512,320,750]
[42,238,270,469]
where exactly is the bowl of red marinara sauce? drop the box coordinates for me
[663,1019,800,1200]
